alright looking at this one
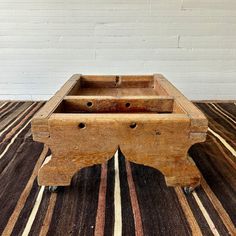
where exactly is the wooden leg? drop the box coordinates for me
[161,159,201,189]
[147,156,201,189]
[38,158,79,187]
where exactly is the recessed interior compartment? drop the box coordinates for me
[68,75,158,96]
[53,75,184,114]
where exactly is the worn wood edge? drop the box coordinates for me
[64,95,174,100]
[49,113,190,122]
[32,74,81,120]
[189,132,207,144]
[39,74,80,118]
[63,95,174,113]
[154,74,208,133]
[31,74,81,142]
[80,75,154,88]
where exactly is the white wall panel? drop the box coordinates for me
[0,0,235,100]
[182,0,236,10]
[179,36,236,48]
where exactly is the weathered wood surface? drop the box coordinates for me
[154,74,208,132]
[31,74,81,141]
[74,87,159,96]
[31,74,208,189]
[62,95,174,113]
[79,75,154,88]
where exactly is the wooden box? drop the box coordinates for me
[31,74,208,192]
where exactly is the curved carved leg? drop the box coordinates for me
[122,150,201,193]
[38,158,78,187]
[163,162,201,190]
[150,157,201,192]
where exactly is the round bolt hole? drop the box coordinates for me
[125,102,131,108]
[78,123,86,129]
[87,101,93,107]
[130,122,137,129]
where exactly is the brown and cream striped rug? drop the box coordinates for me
[0,101,235,236]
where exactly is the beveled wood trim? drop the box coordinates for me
[31,74,81,140]
[154,74,208,132]
[33,74,81,120]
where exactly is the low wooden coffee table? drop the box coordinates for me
[31,74,208,193]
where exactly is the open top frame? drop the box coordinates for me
[32,74,208,191]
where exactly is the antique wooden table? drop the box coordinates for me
[31,74,208,193]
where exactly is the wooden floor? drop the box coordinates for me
[0,101,235,236]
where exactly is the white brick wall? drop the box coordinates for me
[0,0,236,100]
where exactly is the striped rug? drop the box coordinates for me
[0,101,235,236]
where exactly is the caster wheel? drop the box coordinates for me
[48,186,58,192]
[183,186,194,195]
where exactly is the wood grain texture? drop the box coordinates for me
[31,74,208,189]
[63,95,174,113]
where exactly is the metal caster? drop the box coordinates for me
[48,186,58,192]
[183,186,195,195]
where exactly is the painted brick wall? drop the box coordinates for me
[0,0,236,100]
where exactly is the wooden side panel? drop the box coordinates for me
[62,95,174,113]
[37,113,201,187]
[80,75,154,88]
[73,88,158,96]
[154,74,208,133]
[47,113,191,162]
[31,74,81,142]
